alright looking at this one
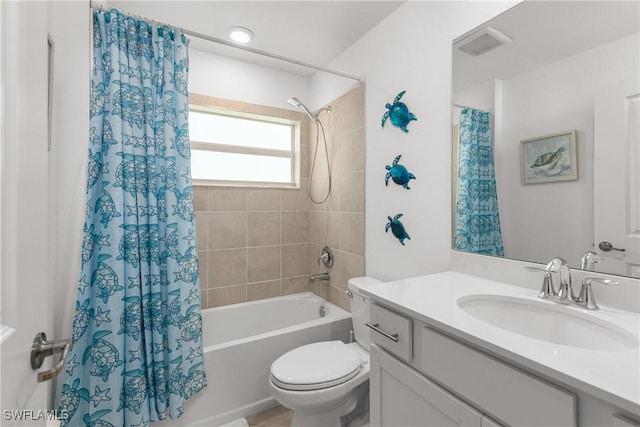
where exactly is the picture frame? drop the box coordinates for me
[521,130,578,184]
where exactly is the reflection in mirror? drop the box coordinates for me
[452,1,640,278]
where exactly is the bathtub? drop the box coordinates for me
[154,292,352,427]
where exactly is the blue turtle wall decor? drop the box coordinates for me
[385,213,410,245]
[381,91,417,133]
[385,155,416,189]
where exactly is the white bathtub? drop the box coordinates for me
[154,292,352,427]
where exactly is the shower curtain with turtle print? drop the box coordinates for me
[59,9,206,427]
[454,108,504,256]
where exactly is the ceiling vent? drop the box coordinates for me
[454,26,512,57]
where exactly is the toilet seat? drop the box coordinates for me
[270,341,362,391]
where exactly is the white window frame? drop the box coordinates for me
[189,103,301,188]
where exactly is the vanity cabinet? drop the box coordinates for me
[371,344,499,427]
[368,301,640,427]
[420,327,576,426]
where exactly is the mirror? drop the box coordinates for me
[452,1,640,278]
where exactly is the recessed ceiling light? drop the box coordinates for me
[227,26,254,44]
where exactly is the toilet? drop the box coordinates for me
[269,277,381,427]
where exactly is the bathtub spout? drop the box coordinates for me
[309,272,330,283]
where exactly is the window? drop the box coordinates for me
[189,100,300,187]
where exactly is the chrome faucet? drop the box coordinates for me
[309,272,330,283]
[546,257,574,302]
[527,257,619,310]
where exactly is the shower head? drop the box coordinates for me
[287,97,319,121]
[287,97,303,108]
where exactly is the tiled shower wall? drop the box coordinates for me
[193,86,365,311]
[308,85,366,312]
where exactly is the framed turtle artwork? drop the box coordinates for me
[520,130,578,184]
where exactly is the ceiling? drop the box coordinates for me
[105,1,405,76]
[453,1,640,92]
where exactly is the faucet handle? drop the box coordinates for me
[525,266,555,298]
[583,278,619,286]
[545,257,568,273]
[317,246,334,268]
[576,277,619,310]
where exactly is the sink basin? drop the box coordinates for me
[457,295,638,351]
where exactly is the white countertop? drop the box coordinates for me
[360,271,640,415]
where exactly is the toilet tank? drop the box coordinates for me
[348,277,382,351]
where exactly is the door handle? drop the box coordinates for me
[31,332,72,383]
[598,241,626,252]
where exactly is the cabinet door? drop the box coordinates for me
[371,344,483,427]
[612,414,640,427]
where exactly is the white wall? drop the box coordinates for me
[48,1,91,345]
[311,1,518,282]
[189,48,310,111]
[452,78,496,125]
[309,72,362,112]
[1,0,54,411]
[496,33,639,267]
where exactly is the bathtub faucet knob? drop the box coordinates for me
[317,246,334,268]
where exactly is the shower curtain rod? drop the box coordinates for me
[453,104,491,113]
[90,4,364,83]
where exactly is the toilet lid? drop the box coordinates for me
[270,341,362,391]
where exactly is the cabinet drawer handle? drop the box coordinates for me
[365,322,399,342]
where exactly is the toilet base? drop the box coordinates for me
[341,381,370,427]
[289,388,358,427]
